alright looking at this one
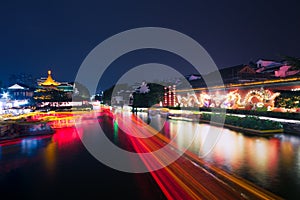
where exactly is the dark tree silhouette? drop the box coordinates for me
[9,73,36,88]
[72,82,91,101]
[102,84,130,105]
[132,83,164,108]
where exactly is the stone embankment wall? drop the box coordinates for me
[282,122,300,135]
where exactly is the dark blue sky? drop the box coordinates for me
[1,0,300,90]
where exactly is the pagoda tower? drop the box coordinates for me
[33,70,69,103]
[39,70,60,87]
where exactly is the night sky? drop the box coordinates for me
[1,0,300,90]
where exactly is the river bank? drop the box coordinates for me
[148,108,300,136]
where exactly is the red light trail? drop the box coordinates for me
[113,111,283,200]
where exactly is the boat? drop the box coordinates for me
[0,120,55,142]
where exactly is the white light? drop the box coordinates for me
[14,101,20,107]
[2,92,9,99]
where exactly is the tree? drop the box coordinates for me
[275,91,300,109]
[136,82,150,93]
[132,83,164,108]
[102,84,130,105]
[72,82,91,101]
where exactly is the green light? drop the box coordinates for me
[113,120,118,143]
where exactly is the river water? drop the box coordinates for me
[0,117,165,200]
[0,111,299,199]
[137,112,300,199]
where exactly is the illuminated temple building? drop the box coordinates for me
[164,60,300,112]
[7,83,34,100]
[36,70,73,92]
[33,70,74,105]
[33,70,91,109]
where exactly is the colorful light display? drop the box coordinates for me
[166,77,300,111]
[175,88,280,110]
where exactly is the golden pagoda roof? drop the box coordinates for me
[40,70,60,86]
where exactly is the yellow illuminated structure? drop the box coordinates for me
[39,70,61,87]
[34,70,73,102]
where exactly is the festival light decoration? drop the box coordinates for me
[176,88,281,110]
[2,92,9,99]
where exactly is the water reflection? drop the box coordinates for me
[113,120,119,143]
[143,113,300,199]
[1,111,300,199]
[0,127,82,175]
[0,116,164,200]
[52,127,81,147]
[44,142,56,177]
[0,135,52,174]
[21,139,39,155]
